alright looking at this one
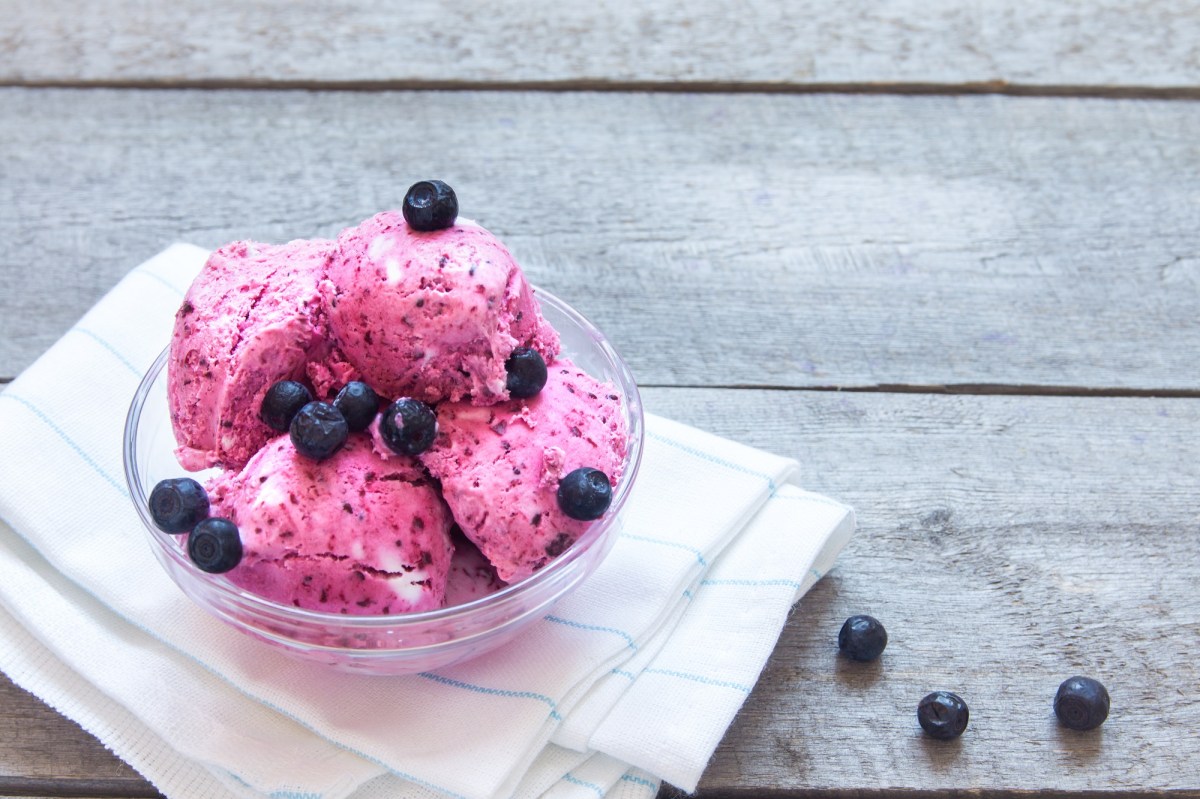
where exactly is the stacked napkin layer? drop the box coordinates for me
[0,245,854,799]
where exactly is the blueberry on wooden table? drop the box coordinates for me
[187,518,243,573]
[505,347,548,399]
[557,467,613,521]
[838,614,888,661]
[917,691,970,740]
[403,180,458,231]
[380,398,438,456]
[333,381,381,432]
[289,401,349,460]
[148,477,209,533]
[1054,676,1110,731]
[261,380,313,431]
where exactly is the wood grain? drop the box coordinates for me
[0,674,154,794]
[3,88,1200,392]
[657,387,1200,795]
[2,388,1198,795]
[3,0,1200,91]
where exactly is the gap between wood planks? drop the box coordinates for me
[636,383,1200,398]
[0,776,162,798]
[6,374,1192,399]
[5,78,1200,100]
[2,374,1199,398]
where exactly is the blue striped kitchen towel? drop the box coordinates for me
[0,245,854,799]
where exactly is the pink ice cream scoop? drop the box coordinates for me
[167,239,355,471]
[420,359,628,583]
[207,434,454,614]
[323,212,560,405]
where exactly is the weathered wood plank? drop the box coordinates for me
[3,0,1200,91]
[3,88,1200,391]
[650,388,1200,795]
[0,674,151,791]
[3,388,1198,795]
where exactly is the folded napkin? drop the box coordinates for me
[0,245,854,799]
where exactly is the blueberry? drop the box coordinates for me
[556,467,613,521]
[380,398,438,456]
[838,614,888,661]
[148,477,210,533]
[402,180,458,231]
[289,401,349,460]
[188,517,243,573]
[505,347,548,399]
[261,380,313,431]
[917,691,970,740]
[1054,676,1110,731]
[333,381,380,432]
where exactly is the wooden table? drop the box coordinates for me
[3,2,1200,797]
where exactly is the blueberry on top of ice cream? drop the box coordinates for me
[379,398,438,456]
[261,380,313,432]
[333,381,381,432]
[289,401,349,461]
[188,517,243,574]
[505,347,549,399]
[402,180,459,232]
[149,477,210,534]
[557,467,613,521]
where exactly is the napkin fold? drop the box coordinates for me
[0,245,854,799]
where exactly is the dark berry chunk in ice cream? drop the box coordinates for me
[261,380,313,431]
[1054,676,1110,731]
[917,691,969,740]
[289,401,349,460]
[838,614,888,661]
[149,477,209,533]
[188,517,243,573]
[380,398,438,456]
[403,180,458,231]
[334,381,381,432]
[557,467,612,521]
[505,347,548,399]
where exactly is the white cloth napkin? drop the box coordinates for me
[0,245,855,799]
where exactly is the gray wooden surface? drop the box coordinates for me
[3,89,1200,393]
[4,0,1200,92]
[3,2,1200,798]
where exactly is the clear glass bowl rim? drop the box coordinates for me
[122,286,645,633]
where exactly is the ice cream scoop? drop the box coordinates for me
[419,359,627,583]
[324,212,559,405]
[207,434,454,614]
[167,239,354,471]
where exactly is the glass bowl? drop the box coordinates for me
[123,289,643,675]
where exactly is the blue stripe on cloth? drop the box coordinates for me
[225,769,323,798]
[544,615,637,650]
[642,668,753,693]
[562,773,605,797]
[417,672,562,720]
[0,394,129,498]
[646,429,778,492]
[70,328,143,377]
[132,266,188,297]
[610,668,637,680]
[769,491,851,511]
[618,533,707,566]
[700,577,803,590]
[620,773,660,792]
